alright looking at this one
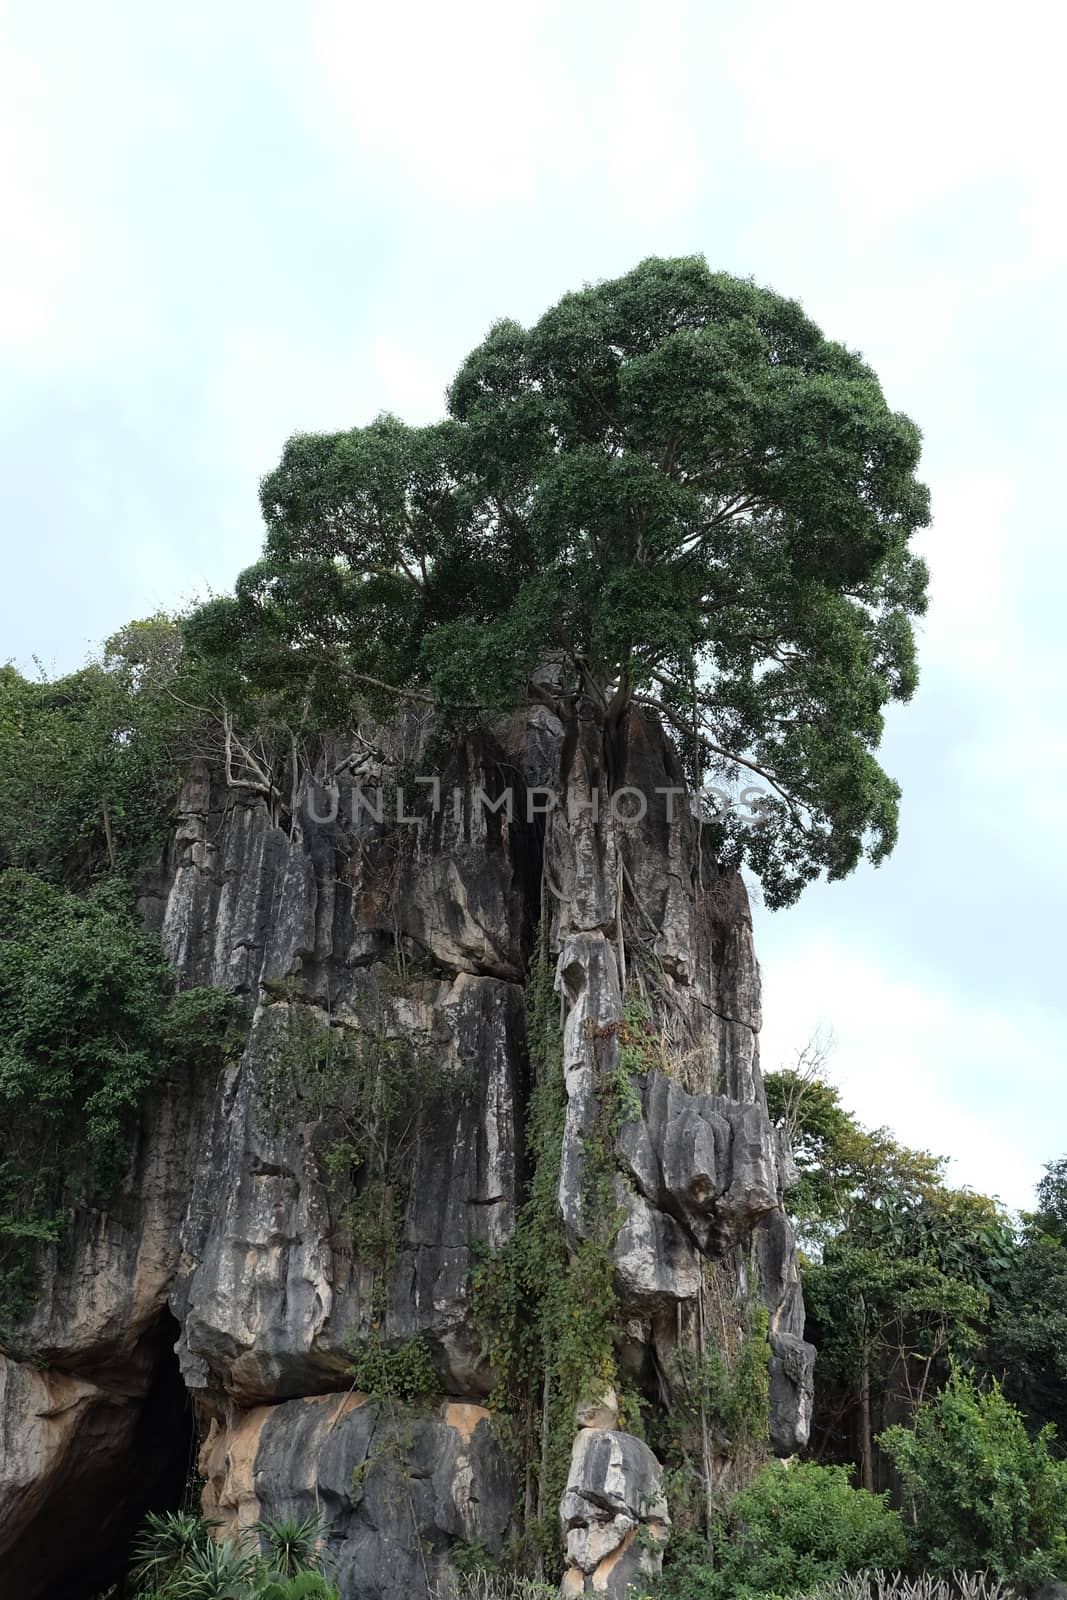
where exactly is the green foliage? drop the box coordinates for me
[1035,1155,1067,1242]
[766,1065,1016,1482]
[158,1537,260,1598]
[0,871,167,1182]
[669,1305,771,1455]
[0,615,241,1335]
[345,1332,441,1405]
[434,1578,556,1600]
[804,1245,988,1397]
[257,1514,325,1580]
[0,615,208,884]
[188,256,931,908]
[131,1512,220,1594]
[648,1463,906,1600]
[0,869,239,1332]
[652,1286,772,1541]
[986,1224,1067,1444]
[764,1069,947,1246]
[795,1576,1015,1600]
[129,1512,338,1600]
[880,1369,1067,1584]
[255,1576,340,1600]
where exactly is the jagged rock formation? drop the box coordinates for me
[0,706,813,1600]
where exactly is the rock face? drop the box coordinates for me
[0,707,813,1599]
[199,1395,515,1597]
[561,1426,669,1596]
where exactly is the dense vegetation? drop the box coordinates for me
[186,255,931,909]
[0,626,239,1336]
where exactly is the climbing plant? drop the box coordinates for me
[469,923,681,1573]
[258,988,452,1299]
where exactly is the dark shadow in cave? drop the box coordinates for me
[7,1309,196,1600]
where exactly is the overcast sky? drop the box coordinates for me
[2,1,1064,1209]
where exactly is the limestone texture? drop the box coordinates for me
[0,708,813,1599]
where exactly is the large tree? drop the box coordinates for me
[187,257,930,906]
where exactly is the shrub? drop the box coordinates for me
[880,1368,1067,1584]
[163,1536,259,1597]
[255,1575,340,1600]
[649,1461,907,1599]
[128,1511,339,1600]
[345,1332,441,1405]
[130,1512,219,1594]
[430,1577,556,1600]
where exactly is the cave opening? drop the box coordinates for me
[53,1309,197,1600]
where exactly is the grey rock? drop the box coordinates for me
[201,1394,515,1599]
[0,710,815,1598]
[768,1332,816,1457]
[560,1428,669,1596]
[172,970,526,1406]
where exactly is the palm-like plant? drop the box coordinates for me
[130,1511,219,1595]
[258,1514,325,1579]
[166,1537,259,1599]
[256,1575,341,1600]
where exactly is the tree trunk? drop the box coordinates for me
[858,1350,874,1492]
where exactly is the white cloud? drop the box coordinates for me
[309,0,592,205]
[598,0,705,223]
[213,326,372,479]
[370,335,449,423]
[305,0,714,224]
[758,936,1062,1211]
[918,470,1014,681]
[729,0,1067,259]
[0,53,80,352]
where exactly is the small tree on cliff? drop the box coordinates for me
[187,257,930,907]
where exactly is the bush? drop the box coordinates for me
[880,1368,1067,1584]
[130,1511,218,1593]
[345,1332,441,1404]
[258,1515,326,1579]
[650,1462,907,1600]
[256,1575,340,1600]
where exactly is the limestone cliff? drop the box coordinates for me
[0,705,813,1599]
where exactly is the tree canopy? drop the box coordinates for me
[186,257,930,905]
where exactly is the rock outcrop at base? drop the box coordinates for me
[561,1421,670,1597]
[0,706,813,1599]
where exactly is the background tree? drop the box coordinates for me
[766,1063,1016,1489]
[982,1155,1067,1445]
[0,614,212,884]
[186,256,931,907]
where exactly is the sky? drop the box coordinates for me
[2,0,1064,1209]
